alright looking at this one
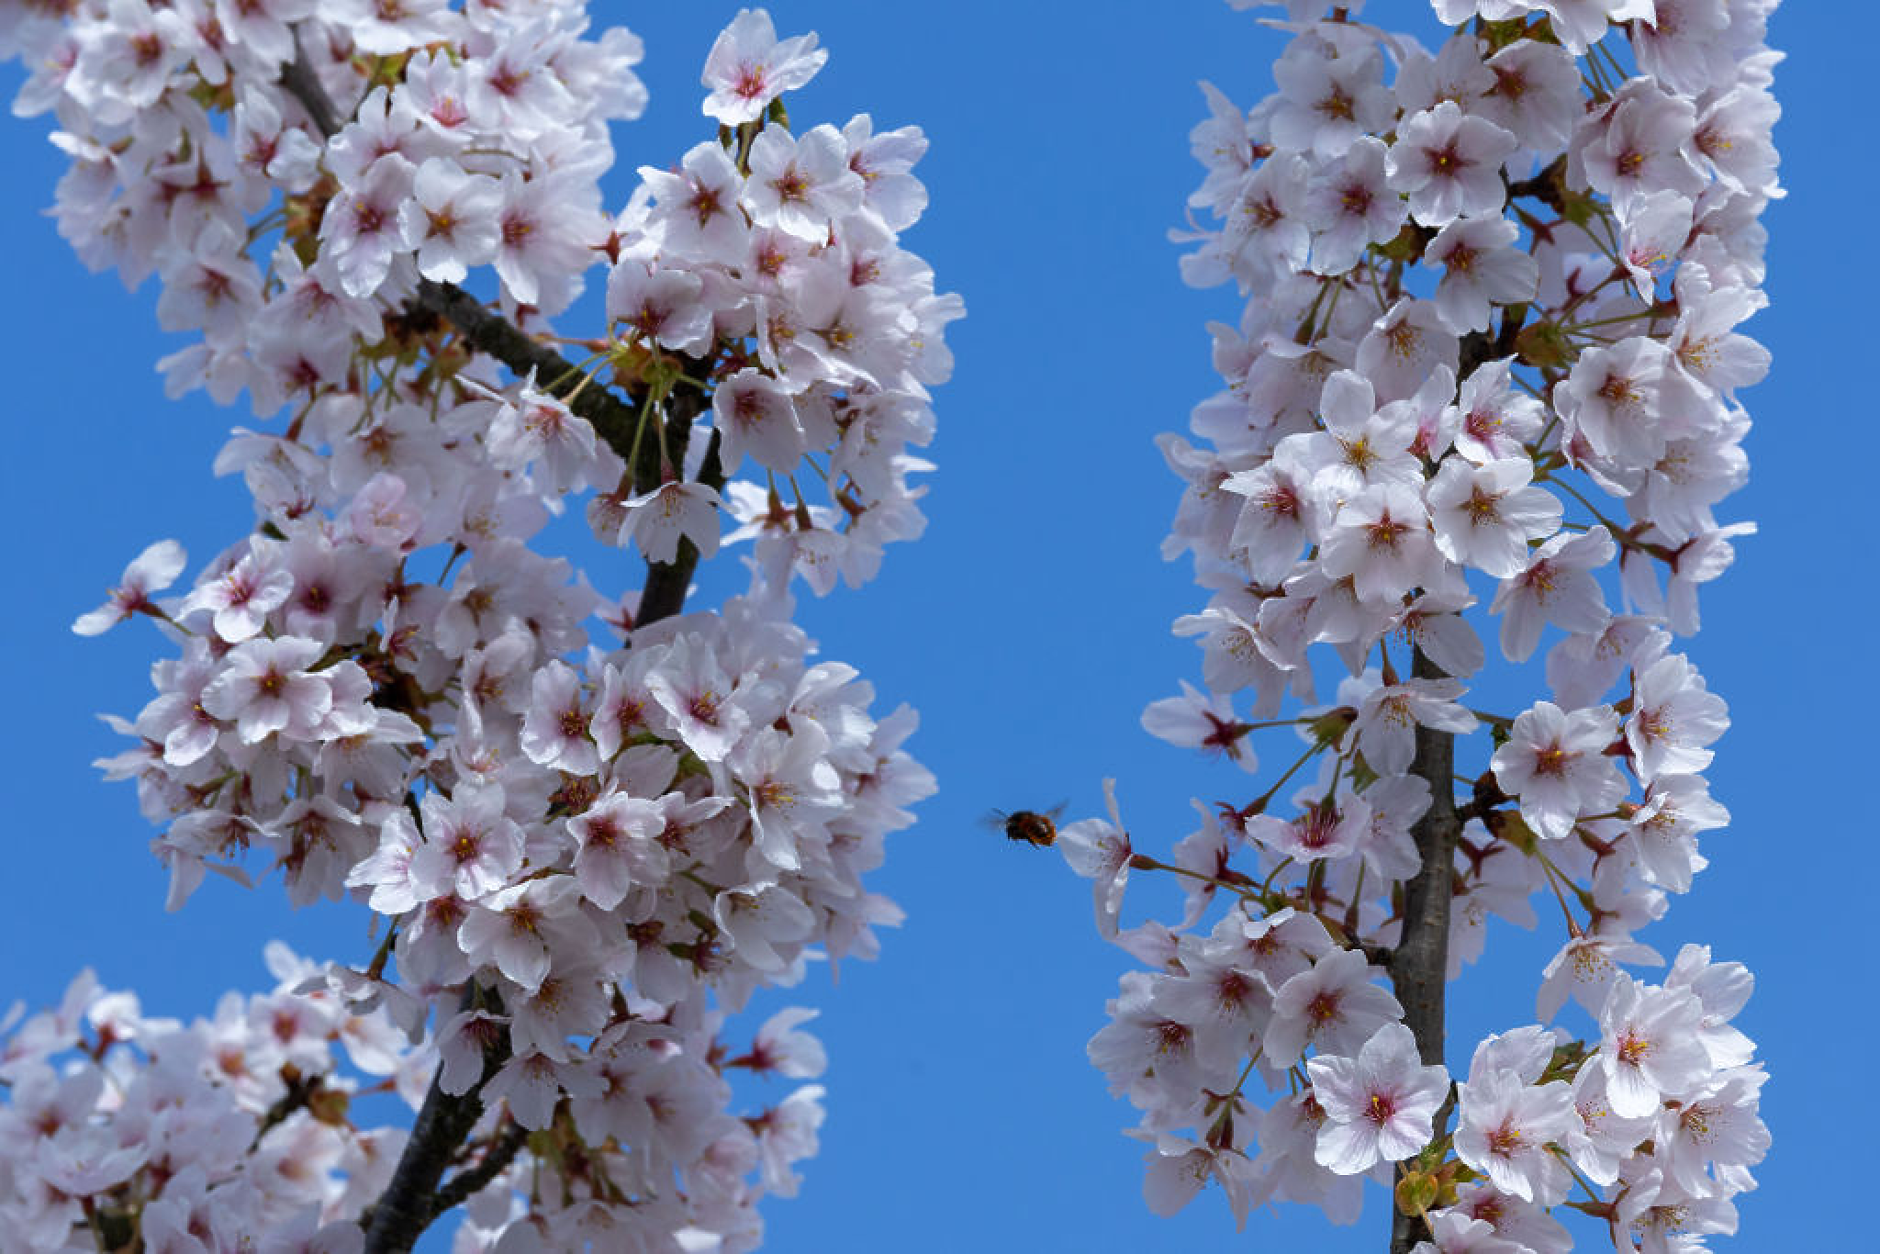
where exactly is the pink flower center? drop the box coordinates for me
[773,169,810,204]
[734,64,769,102]
[449,829,483,864]
[1425,141,1463,177]
[1315,86,1355,123]
[1154,1020,1191,1058]
[1365,510,1410,552]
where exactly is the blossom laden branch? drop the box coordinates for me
[1062,1,1778,1247]
[3,4,958,1250]
[272,32,726,1241]
[360,987,511,1253]
[276,30,720,595]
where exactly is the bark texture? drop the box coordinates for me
[1387,648,1462,1254]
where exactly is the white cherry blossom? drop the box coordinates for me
[1307,1022,1449,1175]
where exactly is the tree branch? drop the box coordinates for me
[404,279,651,478]
[278,43,657,475]
[428,1118,530,1222]
[361,991,511,1252]
[1387,647,1461,1254]
[281,26,343,139]
[634,416,724,629]
[275,26,742,1248]
[276,33,724,604]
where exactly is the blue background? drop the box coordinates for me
[0,4,1860,1250]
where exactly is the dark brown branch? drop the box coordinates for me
[1505,154,1569,214]
[1383,166,1539,1249]
[1387,647,1462,1254]
[277,27,727,1249]
[277,35,720,596]
[402,284,726,632]
[406,280,654,478]
[428,1119,530,1221]
[1384,173,1531,1248]
[360,993,511,1253]
[635,420,724,629]
[276,51,664,479]
[248,1064,321,1150]
[281,27,344,139]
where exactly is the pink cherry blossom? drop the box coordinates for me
[72,539,186,636]
[1491,700,1627,842]
[1307,1021,1449,1174]
[701,8,827,126]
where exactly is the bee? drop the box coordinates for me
[982,804,1065,849]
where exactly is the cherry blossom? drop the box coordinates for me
[1386,101,1517,227]
[1491,700,1628,841]
[1454,1066,1575,1204]
[1308,1022,1450,1176]
[1597,975,1712,1120]
[6,7,961,1245]
[71,538,187,635]
[1065,1,1777,1244]
[701,8,827,126]
[1265,948,1403,1066]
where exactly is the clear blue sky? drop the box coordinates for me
[0,4,1860,1250]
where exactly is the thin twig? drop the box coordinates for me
[428,1119,530,1221]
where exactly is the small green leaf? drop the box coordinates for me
[1515,320,1573,369]
[1396,1170,1440,1219]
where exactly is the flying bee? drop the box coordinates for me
[982,804,1065,849]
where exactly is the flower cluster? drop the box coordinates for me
[5,4,956,1249]
[0,957,842,1251]
[0,953,415,1250]
[1063,0,1776,1245]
